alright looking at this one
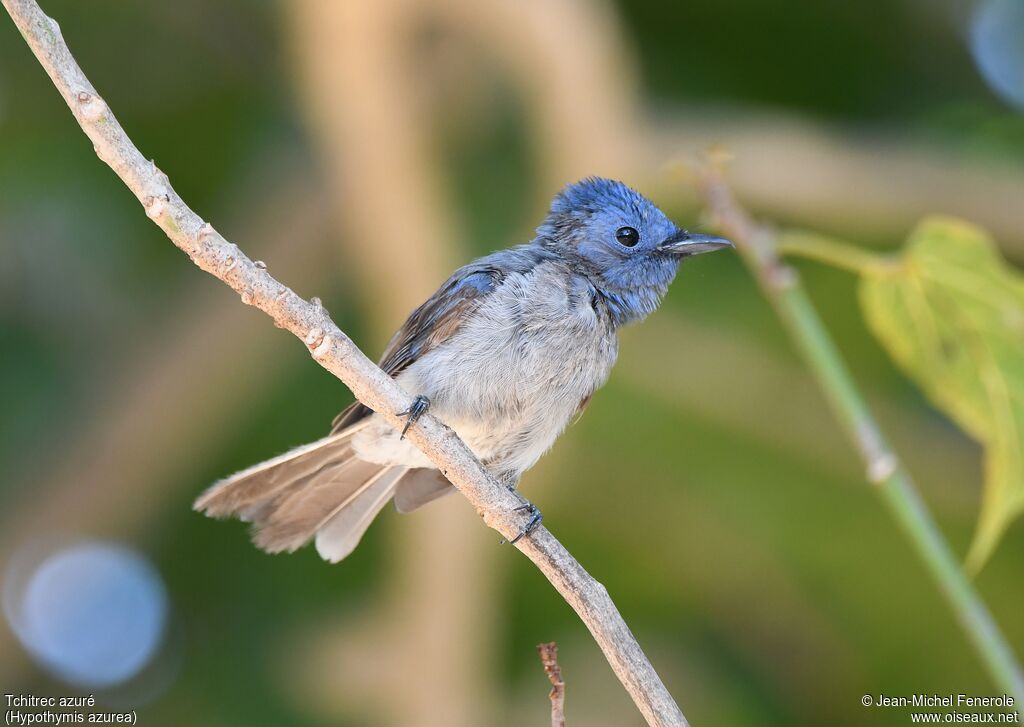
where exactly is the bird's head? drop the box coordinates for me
[536,177,732,326]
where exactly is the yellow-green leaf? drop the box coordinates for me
[859,216,1024,573]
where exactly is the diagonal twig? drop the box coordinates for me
[1,1,688,724]
[694,159,1024,709]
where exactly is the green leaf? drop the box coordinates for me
[858,216,1024,573]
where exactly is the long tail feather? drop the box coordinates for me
[315,467,407,562]
[253,458,391,553]
[194,419,402,561]
[194,418,372,517]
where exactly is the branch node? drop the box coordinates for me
[198,222,215,240]
[254,260,267,269]
[75,90,107,121]
[867,453,898,484]
[148,158,169,182]
[768,263,799,290]
[143,193,169,220]
[239,290,253,305]
[312,335,332,359]
[305,327,325,349]
[310,296,323,308]
[855,422,898,485]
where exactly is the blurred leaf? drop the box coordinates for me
[858,217,1024,572]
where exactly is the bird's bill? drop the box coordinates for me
[659,231,734,256]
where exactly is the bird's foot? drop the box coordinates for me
[502,499,543,545]
[397,394,430,439]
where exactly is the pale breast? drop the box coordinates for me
[351,262,617,478]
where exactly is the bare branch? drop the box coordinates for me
[1,1,688,725]
[537,642,566,727]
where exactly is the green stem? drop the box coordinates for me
[777,231,901,275]
[781,285,1024,707]
[699,172,1024,708]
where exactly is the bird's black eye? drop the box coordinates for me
[615,226,640,247]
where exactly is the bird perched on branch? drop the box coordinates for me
[195,177,732,562]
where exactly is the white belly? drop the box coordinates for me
[352,263,617,480]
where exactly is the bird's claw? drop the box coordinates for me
[397,394,430,439]
[503,501,543,545]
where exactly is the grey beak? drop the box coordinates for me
[660,231,734,256]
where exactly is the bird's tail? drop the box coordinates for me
[194,419,405,563]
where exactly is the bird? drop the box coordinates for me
[194,177,732,563]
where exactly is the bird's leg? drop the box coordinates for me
[396,394,430,439]
[496,473,543,545]
[510,500,543,544]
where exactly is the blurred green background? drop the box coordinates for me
[2,1,1023,725]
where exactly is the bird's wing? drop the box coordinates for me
[376,265,503,376]
[331,246,549,432]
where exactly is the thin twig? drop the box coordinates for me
[537,642,566,727]
[1,2,687,725]
[694,160,1024,709]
